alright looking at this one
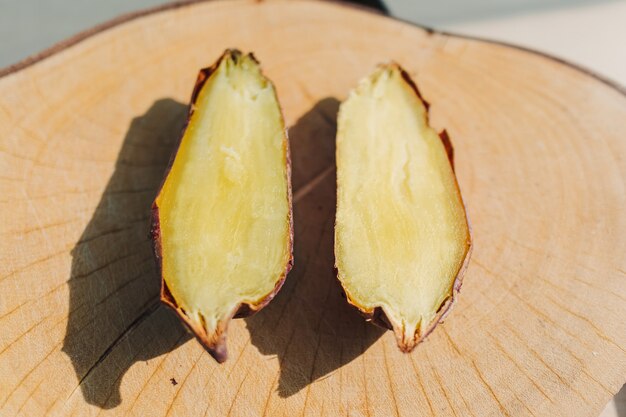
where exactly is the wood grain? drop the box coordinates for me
[0,1,625,416]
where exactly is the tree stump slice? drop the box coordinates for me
[0,1,625,416]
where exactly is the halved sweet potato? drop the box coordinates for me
[335,63,471,352]
[151,49,293,362]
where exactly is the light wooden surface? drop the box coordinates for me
[1,1,625,416]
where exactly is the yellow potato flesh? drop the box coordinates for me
[156,54,290,334]
[335,66,470,344]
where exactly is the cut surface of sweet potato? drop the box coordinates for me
[335,64,471,352]
[152,50,292,362]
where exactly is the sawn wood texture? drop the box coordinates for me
[0,1,625,416]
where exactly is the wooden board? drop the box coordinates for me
[1,1,625,416]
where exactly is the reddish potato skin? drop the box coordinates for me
[337,63,472,353]
[150,49,294,363]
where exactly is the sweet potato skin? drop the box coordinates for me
[337,63,472,352]
[150,49,294,363]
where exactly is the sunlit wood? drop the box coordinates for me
[0,1,624,416]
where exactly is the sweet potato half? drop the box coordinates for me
[151,50,293,362]
[335,63,471,352]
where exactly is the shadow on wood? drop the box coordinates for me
[245,98,385,398]
[62,99,191,409]
[615,383,626,417]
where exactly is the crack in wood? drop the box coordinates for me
[70,300,161,395]
[470,359,511,417]
[381,342,401,417]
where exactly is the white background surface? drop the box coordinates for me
[439,0,626,86]
[1,0,624,86]
[0,0,624,414]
